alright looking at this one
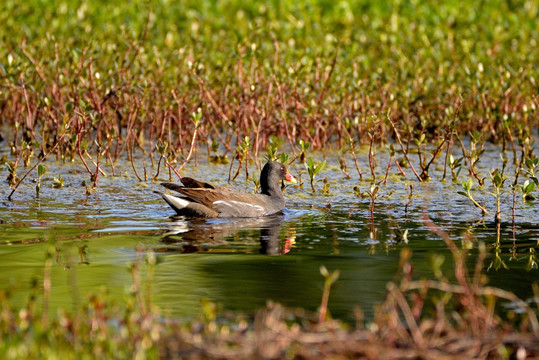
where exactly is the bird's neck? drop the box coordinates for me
[261,182,284,198]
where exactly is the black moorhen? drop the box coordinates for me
[155,161,297,217]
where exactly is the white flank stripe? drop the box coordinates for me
[162,193,189,209]
[213,200,264,212]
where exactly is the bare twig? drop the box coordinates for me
[176,121,199,174]
[317,43,340,105]
[386,113,423,182]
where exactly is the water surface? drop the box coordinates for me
[1,146,538,321]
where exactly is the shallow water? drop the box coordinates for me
[1,144,538,322]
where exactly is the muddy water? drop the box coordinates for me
[1,144,538,322]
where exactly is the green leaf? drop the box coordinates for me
[492,172,502,187]
[306,157,316,178]
[457,191,469,197]
[524,180,535,193]
[38,164,46,178]
[466,178,474,191]
[299,140,310,151]
[315,160,327,175]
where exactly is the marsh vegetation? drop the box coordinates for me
[1,0,538,358]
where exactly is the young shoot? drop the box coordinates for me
[293,139,310,164]
[449,154,463,182]
[365,183,379,219]
[414,132,427,171]
[467,130,486,185]
[457,177,489,215]
[322,178,330,195]
[490,170,506,224]
[266,136,284,161]
[36,164,46,197]
[265,137,289,165]
[52,174,64,189]
[305,157,326,193]
[318,265,340,323]
[231,136,251,182]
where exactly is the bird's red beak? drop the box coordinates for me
[285,170,297,183]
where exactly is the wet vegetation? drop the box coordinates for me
[1,0,539,358]
[1,0,537,191]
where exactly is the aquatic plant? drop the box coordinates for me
[365,183,379,219]
[404,184,413,215]
[490,170,506,224]
[52,174,64,189]
[524,157,538,186]
[339,155,351,179]
[153,140,168,181]
[347,137,363,181]
[448,154,463,182]
[290,139,310,165]
[305,156,326,193]
[321,177,330,195]
[380,144,405,185]
[457,178,489,215]
[461,130,486,186]
[0,0,537,199]
[265,138,279,162]
[35,164,45,197]
[386,112,423,182]
[229,135,251,182]
[177,108,202,175]
[318,265,340,323]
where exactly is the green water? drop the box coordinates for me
[1,147,538,322]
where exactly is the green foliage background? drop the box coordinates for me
[0,0,537,148]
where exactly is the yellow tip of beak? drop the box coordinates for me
[286,173,297,184]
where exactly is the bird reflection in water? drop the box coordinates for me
[157,214,294,255]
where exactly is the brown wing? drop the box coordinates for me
[175,187,231,209]
[160,178,215,193]
[180,177,215,189]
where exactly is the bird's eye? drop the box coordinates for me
[280,167,285,172]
